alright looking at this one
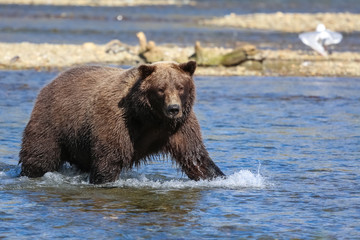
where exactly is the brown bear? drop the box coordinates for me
[19,61,225,184]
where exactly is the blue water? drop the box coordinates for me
[0,70,359,239]
[1,0,360,51]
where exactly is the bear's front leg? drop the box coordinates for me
[89,142,127,184]
[167,114,225,181]
[89,159,123,184]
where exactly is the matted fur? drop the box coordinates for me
[19,61,225,184]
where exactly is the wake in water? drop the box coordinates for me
[109,169,266,190]
[0,163,267,190]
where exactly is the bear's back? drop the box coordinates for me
[51,65,125,93]
[32,66,129,134]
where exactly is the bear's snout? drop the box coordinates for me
[167,104,180,117]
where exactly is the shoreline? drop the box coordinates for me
[0,0,194,6]
[200,12,360,33]
[1,42,360,77]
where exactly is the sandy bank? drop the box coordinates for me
[1,41,360,77]
[0,0,193,6]
[200,12,360,33]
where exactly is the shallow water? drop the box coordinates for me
[1,0,360,51]
[1,70,359,239]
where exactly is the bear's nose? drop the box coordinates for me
[167,104,180,116]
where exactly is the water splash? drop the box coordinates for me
[109,170,266,190]
[0,164,267,190]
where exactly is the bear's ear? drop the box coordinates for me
[138,64,155,79]
[179,61,197,76]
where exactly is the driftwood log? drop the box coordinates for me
[194,41,264,67]
[136,32,165,63]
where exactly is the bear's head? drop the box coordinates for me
[133,61,197,123]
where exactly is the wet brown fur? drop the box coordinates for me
[19,61,225,184]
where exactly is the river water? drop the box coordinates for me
[1,0,360,51]
[0,70,359,239]
[1,1,360,239]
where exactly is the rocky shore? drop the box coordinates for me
[1,3,359,77]
[1,41,360,77]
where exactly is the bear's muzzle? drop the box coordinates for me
[166,104,180,118]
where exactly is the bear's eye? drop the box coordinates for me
[158,88,165,95]
[178,85,184,93]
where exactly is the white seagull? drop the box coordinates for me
[299,23,343,56]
